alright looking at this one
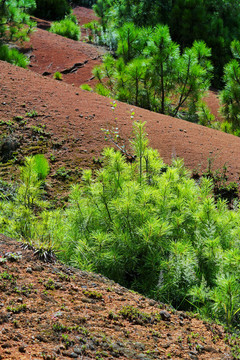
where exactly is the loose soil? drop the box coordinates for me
[0,234,234,359]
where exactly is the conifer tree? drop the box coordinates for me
[0,0,36,44]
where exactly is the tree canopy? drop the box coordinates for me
[93,0,240,87]
[93,23,212,120]
[0,0,36,44]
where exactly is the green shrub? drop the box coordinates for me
[1,123,240,329]
[0,45,29,68]
[53,71,63,81]
[80,84,93,91]
[50,17,81,41]
[33,0,70,20]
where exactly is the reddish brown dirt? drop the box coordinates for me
[26,27,105,88]
[203,90,223,122]
[0,234,234,359]
[73,6,100,27]
[1,59,240,190]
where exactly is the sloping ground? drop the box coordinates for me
[0,234,234,360]
[0,60,240,189]
[26,27,105,87]
[73,5,100,27]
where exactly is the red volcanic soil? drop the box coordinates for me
[0,234,234,360]
[73,5,100,27]
[26,6,104,88]
[26,28,105,88]
[0,60,240,189]
[203,90,223,122]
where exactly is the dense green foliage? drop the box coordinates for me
[49,15,81,41]
[93,0,240,87]
[1,124,240,330]
[73,0,97,7]
[93,24,212,119]
[94,0,240,86]
[0,0,36,44]
[0,0,36,67]
[32,0,70,20]
[220,40,240,133]
[0,44,29,68]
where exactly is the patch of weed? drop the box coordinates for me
[7,303,27,313]
[83,290,103,300]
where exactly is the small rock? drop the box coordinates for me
[189,353,199,360]
[159,310,171,321]
[149,300,157,306]
[189,350,198,355]
[33,265,43,271]
[26,267,32,273]
[204,345,218,353]
[134,342,145,351]
[18,345,26,353]
[179,312,189,319]
[62,351,78,358]
[73,347,82,354]
[136,353,151,360]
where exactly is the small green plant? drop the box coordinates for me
[44,278,55,290]
[52,322,67,332]
[0,256,7,264]
[13,116,24,122]
[57,272,70,281]
[80,84,93,91]
[6,252,22,262]
[151,330,162,338]
[50,154,56,163]
[119,305,153,324]
[31,125,47,136]
[54,166,71,179]
[61,333,70,343]
[108,311,119,320]
[53,71,63,80]
[26,110,38,118]
[83,290,103,299]
[0,271,13,280]
[7,303,27,313]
